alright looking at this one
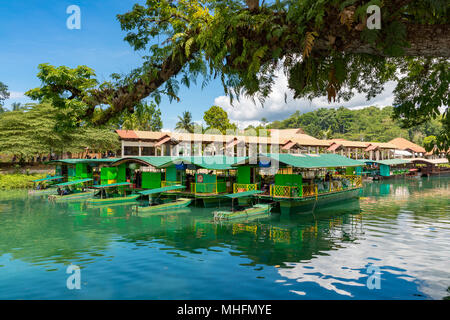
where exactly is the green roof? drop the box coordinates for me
[91,182,132,188]
[224,190,264,198]
[233,153,363,169]
[110,156,174,168]
[139,185,186,195]
[360,159,411,166]
[55,178,93,187]
[32,175,64,183]
[158,156,247,170]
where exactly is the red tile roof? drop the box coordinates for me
[388,138,426,153]
[116,130,139,139]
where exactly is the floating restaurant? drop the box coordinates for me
[230,153,363,215]
[35,144,447,216]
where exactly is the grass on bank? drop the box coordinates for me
[0,173,49,190]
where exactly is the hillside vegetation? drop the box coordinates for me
[269,106,442,145]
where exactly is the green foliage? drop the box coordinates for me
[25,64,98,129]
[0,103,119,158]
[119,101,163,131]
[423,135,437,152]
[25,1,449,149]
[270,106,443,145]
[393,58,449,152]
[203,105,237,134]
[175,111,195,133]
[0,81,9,112]
[0,173,47,190]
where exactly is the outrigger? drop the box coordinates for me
[213,190,272,221]
[134,185,192,213]
[86,182,140,206]
[48,178,94,202]
[29,175,64,196]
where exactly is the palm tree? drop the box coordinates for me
[175,111,194,133]
[11,102,22,111]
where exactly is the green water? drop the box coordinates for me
[0,177,449,300]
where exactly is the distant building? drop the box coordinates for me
[388,138,426,158]
[116,128,405,161]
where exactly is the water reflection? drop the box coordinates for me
[0,176,448,299]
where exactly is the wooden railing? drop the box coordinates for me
[233,183,259,193]
[270,185,301,198]
[269,175,362,199]
[161,180,183,192]
[333,175,362,188]
[191,182,227,194]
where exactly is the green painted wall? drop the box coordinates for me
[101,167,118,180]
[165,166,177,182]
[117,164,127,182]
[380,164,390,177]
[195,173,217,193]
[142,172,161,189]
[68,166,76,178]
[75,163,92,179]
[274,174,302,187]
[237,166,251,184]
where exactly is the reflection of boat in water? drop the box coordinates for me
[48,190,95,202]
[275,197,361,223]
[213,191,273,221]
[135,198,192,213]
[214,204,272,221]
[135,207,192,218]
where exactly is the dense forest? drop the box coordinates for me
[268,106,443,146]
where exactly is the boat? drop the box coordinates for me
[134,185,192,213]
[86,182,140,206]
[48,179,95,202]
[232,153,364,215]
[28,175,64,196]
[213,190,273,221]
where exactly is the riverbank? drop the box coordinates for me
[0,173,49,190]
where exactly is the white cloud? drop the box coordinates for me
[8,91,25,99]
[214,71,396,127]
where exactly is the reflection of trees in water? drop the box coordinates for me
[361,176,449,199]
[0,198,113,267]
[360,177,450,223]
[0,196,364,269]
[123,199,364,267]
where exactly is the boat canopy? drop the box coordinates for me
[110,156,175,168]
[224,190,264,198]
[139,185,186,195]
[157,156,247,170]
[32,175,64,183]
[55,178,93,187]
[359,159,411,166]
[91,182,132,189]
[233,153,363,169]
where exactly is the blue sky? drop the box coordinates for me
[0,1,395,129]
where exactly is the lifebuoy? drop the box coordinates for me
[197,175,203,183]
